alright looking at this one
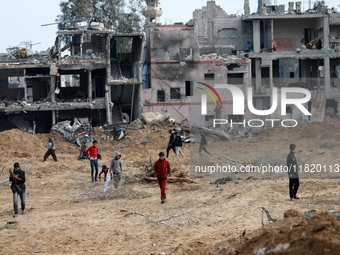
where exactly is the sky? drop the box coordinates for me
[0,0,339,53]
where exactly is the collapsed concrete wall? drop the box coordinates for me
[193,1,253,54]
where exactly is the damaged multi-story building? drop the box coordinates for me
[1,0,339,132]
[245,0,340,122]
[0,22,144,132]
[143,0,340,126]
[142,0,251,126]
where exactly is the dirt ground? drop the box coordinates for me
[0,119,340,254]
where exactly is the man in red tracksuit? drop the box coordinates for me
[154,152,171,204]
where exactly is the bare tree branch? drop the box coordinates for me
[123,212,184,223]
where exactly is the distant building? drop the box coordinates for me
[143,0,340,125]
[0,24,144,132]
[143,1,251,126]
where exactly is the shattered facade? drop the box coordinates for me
[193,1,253,54]
[142,23,251,126]
[143,0,340,126]
[0,25,144,132]
[1,1,340,132]
[244,0,340,122]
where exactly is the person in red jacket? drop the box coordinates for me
[154,152,171,204]
[86,140,99,182]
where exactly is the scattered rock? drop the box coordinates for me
[214,177,233,184]
[318,150,326,155]
[284,209,300,218]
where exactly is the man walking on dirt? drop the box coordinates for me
[287,144,299,201]
[199,132,211,156]
[43,135,57,161]
[174,132,184,157]
[154,152,171,204]
[9,162,26,217]
[166,129,176,158]
[86,140,99,182]
[109,152,123,189]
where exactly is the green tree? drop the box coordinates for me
[56,0,145,33]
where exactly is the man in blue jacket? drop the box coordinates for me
[174,132,184,157]
[9,162,26,217]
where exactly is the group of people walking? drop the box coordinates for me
[84,140,123,191]
[8,129,301,217]
[166,129,184,157]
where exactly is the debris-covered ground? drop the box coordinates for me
[0,119,340,254]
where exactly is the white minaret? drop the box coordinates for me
[244,0,250,15]
[144,0,163,24]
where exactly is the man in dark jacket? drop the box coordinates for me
[199,132,211,156]
[174,132,184,157]
[287,144,299,201]
[9,162,26,217]
[154,152,171,204]
[166,129,176,158]
[43,135,57,161]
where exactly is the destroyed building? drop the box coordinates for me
[142,0,251,126]
[244,0,340,122]
[0,22,144,132]
[143,0,340,126]
[1,0,339,132]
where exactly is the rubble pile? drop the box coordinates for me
[51,120,92,146]
[60,51,106,65]
[221,212,340,255]
[199,52,248,61]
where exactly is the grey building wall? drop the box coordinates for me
[193,1,253,53]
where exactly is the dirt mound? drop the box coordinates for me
[233,213,340,255]
[284,209,300,218]
[0,129,46,160]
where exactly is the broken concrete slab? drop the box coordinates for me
[192,126,230,140]
[141,112,170,124]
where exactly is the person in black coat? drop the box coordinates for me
[287,144,299,201]
[9,162,26,217]
[166,129,176,158]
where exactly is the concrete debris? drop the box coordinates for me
[335,66,340,78]
[237,125,252,138]
[86,49,93,54]
[75,21,88,30]
[199,52,247,61]
[213,177,233,184]
[51,120,92,146]
[0,96,97,111]
[74,20,105,31]
[90,22,105,30]
[323,46,340,54]
[192,125,230,140]
[129,118,143,129]
[141,112,171,124]
[318,150,326,155]
[60,52,105,64]
[254,243,290,255]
